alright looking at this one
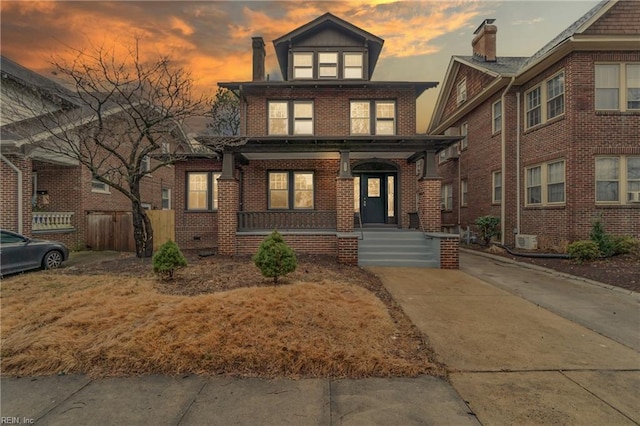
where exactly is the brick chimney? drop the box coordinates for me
[472,19,497,62]
[252,37,266,81]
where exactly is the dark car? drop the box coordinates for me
[0,230,69,276]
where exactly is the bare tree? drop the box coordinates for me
[207,87,239,136]
[6,40,208,258]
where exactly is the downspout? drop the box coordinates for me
[500,77,516,245]
[516,91,521,236]
[1,154,24,234]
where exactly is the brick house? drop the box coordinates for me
[175,13,460,268]
[428,0,639,249]
[1,56,177,250]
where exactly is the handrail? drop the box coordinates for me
[355,211,364,240]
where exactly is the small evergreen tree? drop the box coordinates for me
[253,230,297,283]
[475,215,501,246]
[589,217,615,257]
[153,239,187,280]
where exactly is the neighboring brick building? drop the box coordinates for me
[428,0,639,249]
[175,13,460,267]
[1,56,176,250]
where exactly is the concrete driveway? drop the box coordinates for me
[369,256,640,425]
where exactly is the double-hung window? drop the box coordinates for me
[268,101,314,135]
[547,73,565,119]
[492,171,502,204]
[526,71,565,129]
[492,100,502,133]
[596,63,640,111]
[526,87,541,128]
[187,172,220,210]
[91,177,109,193]
[349,100,395,135]
[461,179,468,207]
[293,52,313,79]
[161,188,171,210]
[268,171,314,210]
[318,52,338,78]
[525,160,565,206]
[460,122,468,150]
[457,79,467,105]
[441,183,453,210]
[596,156,640,204]
[344,53,363,79]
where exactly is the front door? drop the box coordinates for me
[361,174,386,224]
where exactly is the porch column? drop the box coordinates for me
[336,150,357,264]
[217,151,238,256]
[418,151,441,233]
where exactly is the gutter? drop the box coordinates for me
[500,76,516,245]
[1,154,24,234]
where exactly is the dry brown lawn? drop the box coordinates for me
[1,255,439,379]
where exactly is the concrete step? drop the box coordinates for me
[357,229,439,268]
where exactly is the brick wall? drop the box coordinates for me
[217,178,239,255]
[582,1,640,36]
[418,178,442,232]
[439,236,460,269]
[237,234,337,256]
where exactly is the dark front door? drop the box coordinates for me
[361,174,385,224]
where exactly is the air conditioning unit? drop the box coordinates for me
[628,191,640,203]
[439,144,460,162]
[516,234,538,250]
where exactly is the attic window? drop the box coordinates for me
[293,52,313,79]
[344,53,363,79]
[457,79,467,105]
[318,52,338,78]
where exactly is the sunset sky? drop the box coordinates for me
[1,0,600,132]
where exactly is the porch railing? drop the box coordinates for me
[238,211,337,231]
[32,212,75,231]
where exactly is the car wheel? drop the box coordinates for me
[42,250,63,270]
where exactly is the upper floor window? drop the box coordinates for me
[344,53,363,79]
[268,101,314,136]
[460,122,468,150]
[526,71,565,129]
[596,156,640,204]
[293,52,313,79]
[492,100,502,133]
[91,177,109,193]
[457,79,467,105]
[187,172,220,210]
[596,63,640,111]
[141,155,151,173]
[525,160,565,206]
[350,100,395,135]
[161,188,171,210]
[318,52,338,78]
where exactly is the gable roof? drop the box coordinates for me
[272,12,384,80]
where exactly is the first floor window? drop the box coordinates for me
[441,183,453,210]
[269,171,314,210]
[461,179,468,206]
[161,188,171,210]
[526,160,565,206]
[492,100,502,133]
[187,172,220,210]
[596,156,640,204]
[91,176,109,193]
[492,171,502,204]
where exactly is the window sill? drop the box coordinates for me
[524,204,566,210]
[91,189,110,194]
[595,110,640,116]
[596,203,640,209]
[523,114,566,134]
[186,209,219,213]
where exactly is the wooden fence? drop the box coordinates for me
[147,210,175,251]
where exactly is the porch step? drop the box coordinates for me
[357,229,439,268]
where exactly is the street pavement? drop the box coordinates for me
[1,250,639,425]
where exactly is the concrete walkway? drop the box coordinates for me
[2,251,639,425]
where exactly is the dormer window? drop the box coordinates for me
[318,52,338,78]
[344,52,363,79]
[293,52,313,79]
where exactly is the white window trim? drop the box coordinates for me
[91,177,110,194]
[457,79,467,105]
[492,99,502,134]
[492,171,502,204]
[441,183,453,211]
[595,62,640,112]
[525,70,565,130]
[461,179,468,207]
[595,155,640,205]
[161,188,171,210]
[524,160,566,207]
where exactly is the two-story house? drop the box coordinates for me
[175,13,460,267]
[428,0,639,249]
[1,56,177,251]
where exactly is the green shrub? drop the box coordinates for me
[611,236,640,255]
[567,240,600,263]
[475,216,500,246]
[589,218,615,257]
[253,230,297,283]
[153,239,187,280]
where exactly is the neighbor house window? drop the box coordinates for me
[460,122,468,150]
[441,183,453,210]
[596,64,640,111]
[318,52,338,78]
[344,52,363,79]
[268,101,288,135]
[350,100,395,135]
[461,179,468,207]
[268,171,314,210]
[492,171,502,204]
[161,188,171,210]
[526,71,565,128]
[293,101,313,135]
[492,100,502,133]
[596,156,640,204]
[187,172,220,210]
[526,160,565,206]
[293,52,313,79]
[91,177,109,193]
[141,155,151,173]
[457,79,467,105]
